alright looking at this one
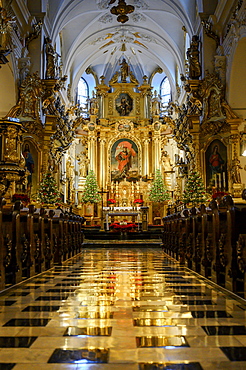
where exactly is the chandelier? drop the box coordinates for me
[110,0,135,24]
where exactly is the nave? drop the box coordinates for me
[0,247,245,370]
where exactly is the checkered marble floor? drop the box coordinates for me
[0,247,245,370]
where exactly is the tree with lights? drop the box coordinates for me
[81,170,101,203]
[182,170,208,206]
[37,172,61,205]
[149,169,171,202]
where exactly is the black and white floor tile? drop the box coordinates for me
[0,247,244,369]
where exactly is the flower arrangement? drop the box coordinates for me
[109,221,137,231]
[134,199,143,204]
[107,199,116,204]
[12,193,30,206]
[212,191,228,200]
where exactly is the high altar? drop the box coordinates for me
[77,60,174,223]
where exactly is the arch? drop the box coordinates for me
[228,37,246,120]
[0,59,16,117]
[77,77,89,113]
[160,76,171,108]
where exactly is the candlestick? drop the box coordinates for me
[218,173,221,189]
[222,172,226,189]
[215,174,217,189]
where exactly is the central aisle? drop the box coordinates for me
[0,248,245,369]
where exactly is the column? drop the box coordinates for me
[99,137,106,188]
[143,138,150,176]
[88,134,97,174]
[153,134,161,172]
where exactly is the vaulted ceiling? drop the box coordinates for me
[47,0,200,91]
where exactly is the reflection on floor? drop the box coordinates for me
[0,247,245,369]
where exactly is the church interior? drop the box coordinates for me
[0,0,246,369]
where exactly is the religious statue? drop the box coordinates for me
[221,99,238,119]
[129,71,139,85]
[89,91,99,115]
[231,158,242,184]
[45,37,57,79]
[151,90,161,116]
[187,93,202,115]
[187,35,201,79]
[161,150,173,171]
[109,71,119,85]
[120,58,129,82]
[0,5,15,50]
[25,20,42,50]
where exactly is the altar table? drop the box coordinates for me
[105,211,141,231]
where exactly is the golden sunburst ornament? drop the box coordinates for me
[110,0,135,24]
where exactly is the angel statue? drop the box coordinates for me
[0,3,16,51]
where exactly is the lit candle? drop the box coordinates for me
[218,173,221,189]
[222,172,226,189]
[215,174,217,189]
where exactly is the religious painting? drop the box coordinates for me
[205,139,227,190]
[111,138,139,182]
[22,140,38,193]
[88,122,95,131]
[117,122,131,132]
[115,93,133,116]
[153,121,160,131]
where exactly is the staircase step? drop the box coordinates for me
[82,240,162,248]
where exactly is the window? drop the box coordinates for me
[160,76,171,110]
[77,77,89,116]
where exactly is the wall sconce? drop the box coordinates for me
[110,0,135,24]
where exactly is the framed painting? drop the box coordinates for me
[111,138,139,182]
[205,139,227,190]
[22,140,38,193]
[115,93,133,116]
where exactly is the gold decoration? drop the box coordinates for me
[110,0,135,24]
[109,71,119,85]
[0,3,15,51]
[25,21,42,50]
[200,70,238,134]
[5,72,45,121]
[45,37,60,79]
[186,35,201,79]
[4,126,18,162]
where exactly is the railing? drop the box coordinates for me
[162,195,246,298]
[0,199,84,290]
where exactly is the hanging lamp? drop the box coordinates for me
[110,0,135,24]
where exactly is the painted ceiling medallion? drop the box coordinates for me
[110,0,135,23]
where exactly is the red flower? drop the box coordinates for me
[134,199,143,203]
[12,193,30,204]
[108,199,116,204]
[212,191,228,199]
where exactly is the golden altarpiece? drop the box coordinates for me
[77,61,175,225]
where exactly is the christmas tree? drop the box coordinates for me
[37,172,61,205]
[149,169,171,202]
[182,170,208,206]
[81,170,101,203]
